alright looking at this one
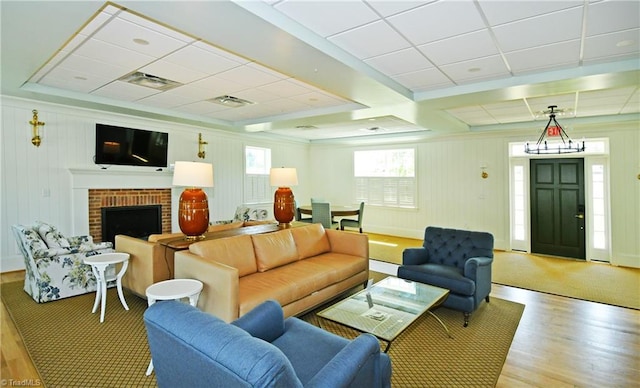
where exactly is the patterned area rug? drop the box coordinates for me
[2,280,523,387]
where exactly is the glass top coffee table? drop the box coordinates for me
[317,276,452,352]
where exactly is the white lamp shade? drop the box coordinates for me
[172,161,214,187]
[270,167,298,187]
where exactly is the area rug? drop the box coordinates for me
[2,280,523,387]
[367,232,640,310]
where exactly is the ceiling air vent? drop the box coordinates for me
[295,125,318,130]
[208,95,254,108]
[119,72,182,91]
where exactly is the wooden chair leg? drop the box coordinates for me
[463,312,470,327]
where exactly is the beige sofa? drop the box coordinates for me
[175,223,369,322]
[115,221,274,297]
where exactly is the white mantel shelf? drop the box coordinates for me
[69,168,173,189]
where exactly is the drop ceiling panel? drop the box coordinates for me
[583,30,640,62]
[328,20,411,60]
[162,46,243,75]
[92,81,160,101]
[506,40,581,75]
[492,8,583,52]
[393,68,454,91]
[139,60,206,84]
[258,79,314,98]
[72,38,155,70]
[91,16,188,58]
[478,0,582,26]
[440,55,510,84]
[365,1,426,18]
[418,29,498,67]
[387,1,486,45]
[365,48,432,76]
[274,0,379,37]
[586,1,640,36]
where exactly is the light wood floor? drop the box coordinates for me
[1,270,638,387]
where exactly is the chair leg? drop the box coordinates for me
[463,312,470,327]
[486,295,490,303]
[359,227,362,233]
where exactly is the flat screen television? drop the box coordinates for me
[95,124,168,167]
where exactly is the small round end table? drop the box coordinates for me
[144,278,204,376]
[83,252,130,323]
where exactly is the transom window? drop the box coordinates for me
[354,148,416,208]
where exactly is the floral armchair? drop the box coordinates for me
[11,221,115,303]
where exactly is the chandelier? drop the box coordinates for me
[525,105,585,154]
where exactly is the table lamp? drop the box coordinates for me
[270,167,298,227]
[172,161,214,240]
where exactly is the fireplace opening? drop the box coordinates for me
[101,205,162,245]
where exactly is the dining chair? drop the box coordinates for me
[311,202,339,230]
[294,200,312,223]
[340,201,365,233]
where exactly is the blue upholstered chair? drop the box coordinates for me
[144,299,392,388]
[312,202,339,230]
[397,226,494,327]
[340,201,365,233]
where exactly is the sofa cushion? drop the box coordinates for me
[36,221,70,249]
[189,235,258,277]
[290,224,330,260]
[20,227,49,254]
[252,230,299,272]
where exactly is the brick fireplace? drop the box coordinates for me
[89,189,172,242]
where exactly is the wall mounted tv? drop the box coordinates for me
[95,124,168,168]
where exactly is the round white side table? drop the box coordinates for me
[144,278,204,376]
[83,252,130,323]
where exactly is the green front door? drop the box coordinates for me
[530,158,586,259]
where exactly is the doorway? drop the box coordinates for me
[530,158,586,259]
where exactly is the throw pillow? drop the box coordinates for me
[36,221,71,249]
[22,228,49,254]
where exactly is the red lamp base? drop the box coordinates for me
[273,187,295,226]
[178,188,210,240]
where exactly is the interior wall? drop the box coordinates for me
[1,96,309,271]
[308,125,640,268]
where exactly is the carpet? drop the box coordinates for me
[2,280,523,387]
[367,232,640,310]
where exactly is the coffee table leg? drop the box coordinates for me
[428,311,453,339]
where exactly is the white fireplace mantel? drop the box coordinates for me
[69,168,173,189]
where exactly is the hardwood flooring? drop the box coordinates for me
[1,270,638,387]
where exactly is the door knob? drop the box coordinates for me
[575,214,584,219]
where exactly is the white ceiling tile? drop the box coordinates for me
[73,38,155,70]
[620,89,640,114]
[440,55,510,84]
[118,11,195,43]
[288,91,347,108]
[137,92,201,109]
[393,68,453,91]
[139,60,206,84]
[92,17,188,58]
[274,0,380,37]
[583,29,640,62]
[258,79,314,98]
[173,101,230,115]
[329,20,411,59]
[216,65,284,87]
[246,62,288,80]
[506,40,581,75]
[80,11,113,36]
[91,81,160,101]
[189,76,247,96]
[418,29,498,66]
[586,0,640,36]
[192,41,251,65]
[365,1,428,17]
[478,0,582,26]
[365,48,432,76]
[61,53,131,80]
[38,70,112,93]
[578,87,637,107]
[388,0,486,45]
[163,45,242,76]
[232,88,280,104]
[493,7,583,52]
[446,106,499,126]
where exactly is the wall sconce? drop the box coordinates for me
[29,109,45,147]
[481,165,488,179]
[197,133,208,159]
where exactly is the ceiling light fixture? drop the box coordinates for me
[119,72,182,91]
[525,105,585,154]
[208,95,254,108]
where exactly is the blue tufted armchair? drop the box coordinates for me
[397,226,494,327]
